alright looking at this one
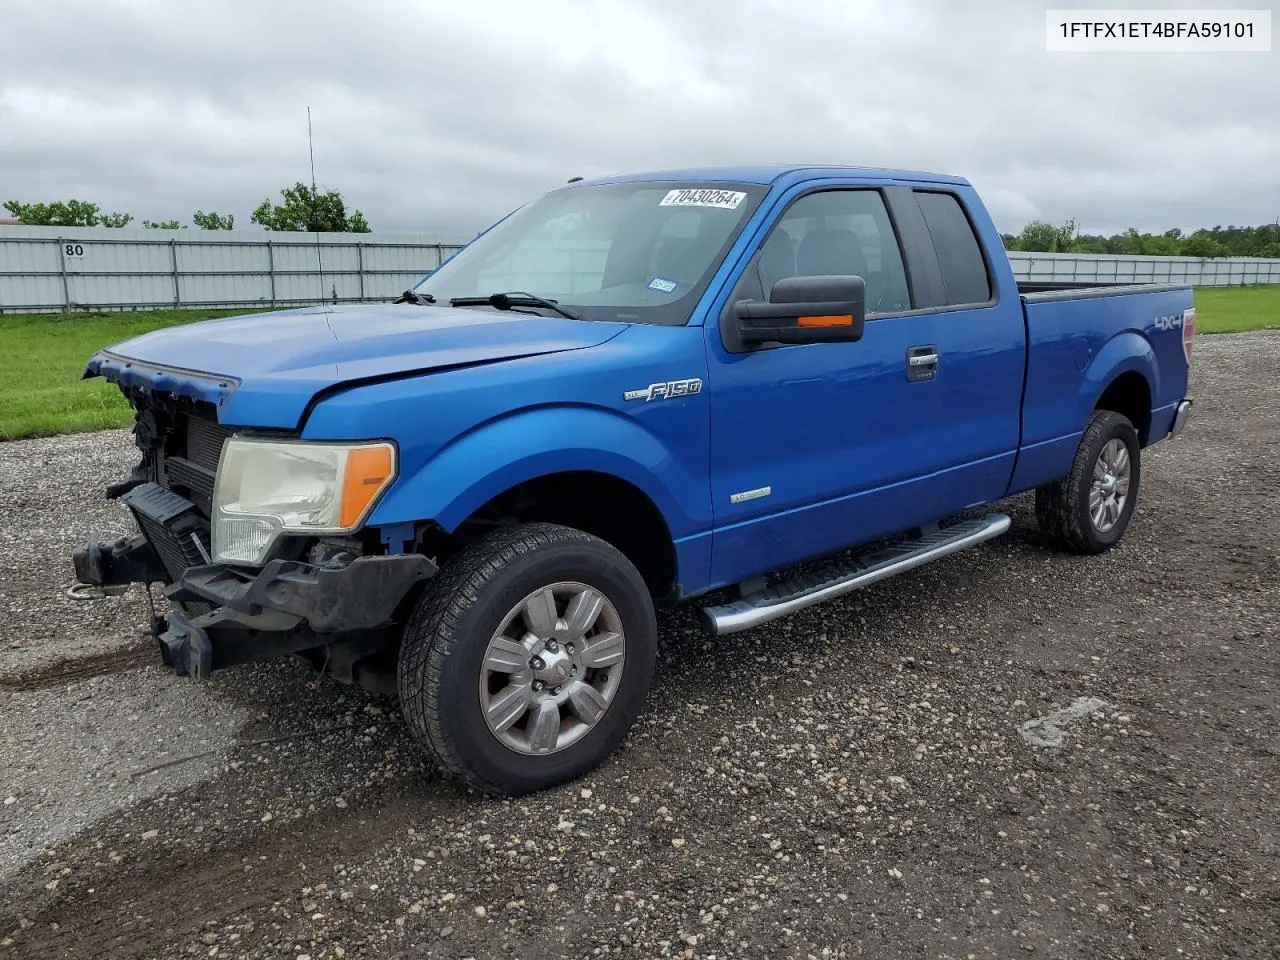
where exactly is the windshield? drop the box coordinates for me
[412,181,768,325]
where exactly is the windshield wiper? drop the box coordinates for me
[449,291,581,321]
[394,289,436,305]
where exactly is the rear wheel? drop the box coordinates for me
[397,522,657,796]
[1035,409,1142,554]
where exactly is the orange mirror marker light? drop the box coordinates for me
[796,314,854,328]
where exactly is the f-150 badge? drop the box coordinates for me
[624,379,703,402]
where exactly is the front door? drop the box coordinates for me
[705,183,1024,589]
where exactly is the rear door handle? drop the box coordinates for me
[906,345,939,382]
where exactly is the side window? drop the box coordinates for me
[757,190,911,315]
[914,191,992,305]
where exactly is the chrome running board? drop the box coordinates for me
[698,513,1012,636]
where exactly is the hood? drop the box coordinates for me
[85,303,627,428]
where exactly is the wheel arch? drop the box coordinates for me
[1085,332,1160,445]
[1095,370,1153,444]
[450,470,679,598]
[369,406,699,598]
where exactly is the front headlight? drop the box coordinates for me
[212,437,396,566]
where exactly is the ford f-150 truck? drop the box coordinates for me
[72,165,1195,795]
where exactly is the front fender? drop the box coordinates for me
[368,405,709,539]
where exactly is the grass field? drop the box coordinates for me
[1187,286,1280,335]
[1,286,1278,440]
[0,308,271,440]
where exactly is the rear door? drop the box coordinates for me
[704,180,1025,589]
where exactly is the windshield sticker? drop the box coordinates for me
[647,277,678,293]
[659,188,746,210]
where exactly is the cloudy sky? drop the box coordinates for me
[2,0,1276,237]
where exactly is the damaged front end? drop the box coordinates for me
[70,386,222,610]
[150,550,434,685]
[72,359,433,692]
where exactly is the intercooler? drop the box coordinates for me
[122,403,233,611]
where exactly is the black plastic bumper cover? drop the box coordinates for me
[153,554,436,678]
[168,554,437,633]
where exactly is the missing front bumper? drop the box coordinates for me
[167,554,437,634]
[72,480,437,678]
[156,554,436,678]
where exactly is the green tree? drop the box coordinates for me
[192,210,235,230]
[1115,228,1146,255]
[2,199,133,227]
[250,183,371,233]
[1007,219,1280,257]
[1010,220,1055,252]
[143,219,185,229]
[1181,230,1229,258]
[1143,234,1179,256]
[1067,234,1108,254]
[1013,219,1077,253]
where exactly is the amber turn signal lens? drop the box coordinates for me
[339,444,395,528]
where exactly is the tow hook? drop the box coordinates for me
[64,581,131,601]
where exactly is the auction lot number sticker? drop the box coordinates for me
[659,189,747,210]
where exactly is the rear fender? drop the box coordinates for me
[1007,330,1160,494]
[1082,332,1159,432]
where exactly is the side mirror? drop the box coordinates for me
[734,275,866,346]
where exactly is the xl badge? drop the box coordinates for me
[624,379,703,402]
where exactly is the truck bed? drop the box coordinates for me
[1010,280,1195,497]
[1018,281,1191,299]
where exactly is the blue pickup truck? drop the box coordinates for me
[73,165,1195,795]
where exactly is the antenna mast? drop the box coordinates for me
[308,106,326,303]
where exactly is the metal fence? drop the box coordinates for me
[0,226,470,313]
[1007,251,1280,287]
[2,225,1279,313]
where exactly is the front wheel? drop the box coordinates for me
[1035,409,1142,554]
[397,522,657,796]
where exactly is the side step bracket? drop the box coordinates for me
[698,513,1011,636]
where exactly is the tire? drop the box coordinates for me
[397,522,657,796]
[1035,409,1142,554]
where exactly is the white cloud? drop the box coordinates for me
[1,0,1276,236]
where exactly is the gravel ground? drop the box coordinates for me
[0,331,1277,960]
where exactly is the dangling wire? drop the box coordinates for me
[143,582,160,634]
[307,645,333,691]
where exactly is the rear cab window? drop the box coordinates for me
[913,191,993,306]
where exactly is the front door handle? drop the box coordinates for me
[906,345,938,382]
